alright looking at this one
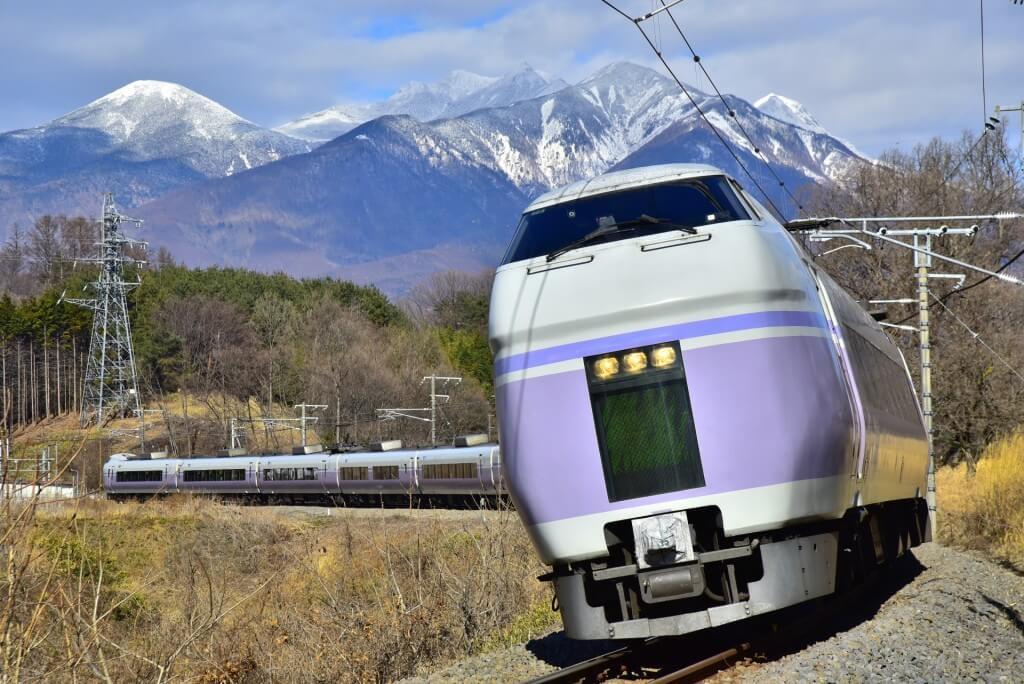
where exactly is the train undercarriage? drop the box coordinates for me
[107,491,509,510]
[548,499,931,640]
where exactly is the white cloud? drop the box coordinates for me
[0,0,1019,155]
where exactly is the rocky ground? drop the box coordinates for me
[401,543,1024,683]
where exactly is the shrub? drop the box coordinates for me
[937,432,1024,569]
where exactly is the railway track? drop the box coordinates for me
[526,554,922,684]
[525,633,754,684]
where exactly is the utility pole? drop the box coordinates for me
[293,403,327,446]
[230,417,243,449]
[797,213,1023,534]
[422,375,461,445]
[376,374,463,445]
[914,231,936,531]
[62,194,146,426]
[995,102,1024,159]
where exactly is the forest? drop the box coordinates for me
[0,228,495,459]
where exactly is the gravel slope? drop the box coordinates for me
[403,543,1024,683]
[719,543,1024,682]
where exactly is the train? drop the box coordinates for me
[489,163,930,640]
[103,442,504,506]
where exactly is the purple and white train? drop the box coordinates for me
[103,444,503,506]
[490,163,930,640]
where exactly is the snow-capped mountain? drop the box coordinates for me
[754,93,828,135]
[0,61,865,292]
[754,93,867,161]
[277,65,569,142]
[43,80,309,177]
[133,62,865,292]
[0,80,310,220]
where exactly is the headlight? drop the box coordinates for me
[592,356,620,379]
[586,341,682,384]
[651,345,677,368]
[622,351,648,373]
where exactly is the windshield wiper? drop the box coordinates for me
[545,215,697,262]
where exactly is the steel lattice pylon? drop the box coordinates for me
[63,194,147,427]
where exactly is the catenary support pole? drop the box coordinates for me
[916,234,936,533]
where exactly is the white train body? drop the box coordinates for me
[489,164,929,639]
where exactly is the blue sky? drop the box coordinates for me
[1,1,1021,155]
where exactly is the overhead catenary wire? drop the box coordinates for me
[929,289,1024,385]
[599,0,788,221]
[894,243,1024,325]
[654,0,806,216]
[979,0,988,125]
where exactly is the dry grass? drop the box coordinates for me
[1,495,557,683]
[937,433,1024,570]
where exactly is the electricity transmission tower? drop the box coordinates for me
[62,194,147,427]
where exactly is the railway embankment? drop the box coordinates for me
[1,498,557,682]
[401,543,1024,683]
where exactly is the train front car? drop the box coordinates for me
[489,163,930,640]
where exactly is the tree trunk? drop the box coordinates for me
[72,337,78,415]
[30,340,37,422]
[56,335,61,415]
[43,329,50,419]
[17,338,23,426]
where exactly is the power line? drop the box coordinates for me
[654,0,806,216]
[930,289,1024,385]
[599,0,788,221]
[979,0,988,124]
[895,242,1024,325]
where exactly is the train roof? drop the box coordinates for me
[523,163,725,214]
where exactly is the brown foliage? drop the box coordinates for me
[806,129,1024,466]
[0,491,551,683]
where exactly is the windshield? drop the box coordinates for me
[501,175,751,265]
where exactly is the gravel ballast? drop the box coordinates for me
[718,543,1024,682]
[403,543,1024,683]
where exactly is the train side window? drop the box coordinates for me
[263,467,319,481]
[115,470,162,482]
[423,463,478,479]
[372,465,399,480]
[184,469,245,482]
[842,325,921,427]
[340,466,369,481]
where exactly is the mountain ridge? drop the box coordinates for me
[0,62,865,293]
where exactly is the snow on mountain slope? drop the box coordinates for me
[47,80,310,177]
[440,65,569,118]
[754,93,828,135]
[0,61,866,291]
[0,80,311,222]
[133,62,867,294]
[277,65,568,142]
[755,92,867,161]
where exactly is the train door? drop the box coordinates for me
[248,459,258,494]
[485,449,495,489]
[813,270,868,479]
[477,450,490,491]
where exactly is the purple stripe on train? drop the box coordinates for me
[494,310,827,376]
[496,334,856,526]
